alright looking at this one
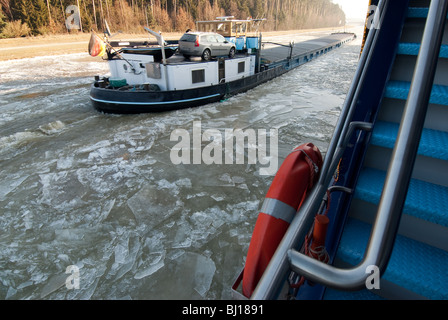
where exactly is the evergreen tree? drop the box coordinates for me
[5,0,350,36]
[0,5,7,33]
[251,0,264,19]
[10,0,48,35]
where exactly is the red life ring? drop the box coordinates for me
[242,143,323,298]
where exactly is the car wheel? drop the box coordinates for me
[202,49,211,61]
[229,47,235,59]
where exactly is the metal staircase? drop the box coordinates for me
[325,0,448,299]
[249,0,448,300]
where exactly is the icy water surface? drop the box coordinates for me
[0,29,363,300]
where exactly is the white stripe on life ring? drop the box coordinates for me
[260,198,297,224]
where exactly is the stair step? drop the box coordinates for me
[354,167,448,228]
[336,218,448,299]
[371,121,448,161]
[407,7,448,19]
[385,80,448,106]
[323,286,384,300]
[407,7,429,18]
[398,42,448,58]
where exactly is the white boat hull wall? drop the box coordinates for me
[108,54,256,91]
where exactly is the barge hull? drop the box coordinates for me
[90,64,290,113]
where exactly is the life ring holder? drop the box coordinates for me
[238,143,324,298]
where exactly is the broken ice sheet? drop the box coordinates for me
[133,233,167,280]
[40,273,67,298]
[144,251,217,299]
[126,184,182,227]
[134,260,164,279]
[167,249,185,260]
[174,252,216,298]
[211,195,224,202]
[57,156,74,170]
[114,238,129,264]
[0,174,27,201]
[218,173,235,186]
[110,234,142,281]
[97,198,115,222]
[134,250,166,280]
[172,219,192,249]
[190,253,216,298]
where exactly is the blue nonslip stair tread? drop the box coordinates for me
[385,80,448,106]
[323,287,384,300]
[336,218,448,300]
[371,121,448,161]
[407,7,448,19]
[354,167,448,228]
[397,42,448,58]
[407,7,429,18]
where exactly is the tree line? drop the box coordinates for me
[0,0,346,38]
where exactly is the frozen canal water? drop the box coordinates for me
[0,28,363,300]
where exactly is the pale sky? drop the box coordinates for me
[333,0,371,20]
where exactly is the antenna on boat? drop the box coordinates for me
[102,20,122,39]
[104,20,111,37]
[144,27,167,65]
[144,26,169,89]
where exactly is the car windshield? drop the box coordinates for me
[180,34,197,42]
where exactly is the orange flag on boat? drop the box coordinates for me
[88,32,106,57]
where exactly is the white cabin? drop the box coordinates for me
[107,54,256,91]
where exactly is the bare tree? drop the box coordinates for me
[0,0,13,19]
[45,0,52,24]
[92,0,97,29]
[99,0,105,31]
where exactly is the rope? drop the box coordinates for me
[308,245,330,264]
[334,158,342,182]
[293,148,320,190]
[289,228,330,290]
[288,158,342,292]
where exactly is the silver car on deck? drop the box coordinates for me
[178,32,236,61]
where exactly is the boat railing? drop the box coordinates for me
[249,0,385,299]
[287,0,447,291]
[250,0,447,299]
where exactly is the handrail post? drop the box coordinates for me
[287,0,448,292]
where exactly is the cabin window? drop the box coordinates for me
[192,69,205,84]
[146,62,161,79]
[238,61,245,74]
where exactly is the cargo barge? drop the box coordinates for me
[89,18,355,113]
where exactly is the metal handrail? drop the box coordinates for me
[287,0,448,291]
[315,8,385,189]
[250,0,388,300]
